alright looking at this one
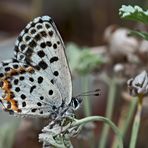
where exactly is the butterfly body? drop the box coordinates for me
[0,16,81,119]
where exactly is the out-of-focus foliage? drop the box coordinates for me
[0,121,19,148]
[130,31,148,40]
[119,5,148,40]
[66,43,105,75]
[119,5,148,24]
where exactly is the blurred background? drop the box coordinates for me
[0,0,148,148]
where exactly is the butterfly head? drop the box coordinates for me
[70,97,82,110]
[70,89,100,110]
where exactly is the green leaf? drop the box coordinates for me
[119,5,148,24]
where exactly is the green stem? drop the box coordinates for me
[72,116,123,148]
[122,98,137,137]
[82,75,91,116]
[129,94,143,148]
[112,98,137,148]
[99,77,117,148]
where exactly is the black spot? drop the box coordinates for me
[5,67,11,71]
[19,76,24,81]
[18,36,22,42]
[40,96,44,100]
[37,24,42,29]
[29,40,37,48]
[19,55,25,60]
[34,34,41,41]
[19,68,25,74]
[45,24,50,28]
[14,79,19,85]
[25,36,31,41]
[40,31,47,37]
[29,77,34,82]
[14,46,19,52]
[0,81,3,87]
[31,108,37,112]
[37,102,42,106]
[12,59,18,62]
[50,57,59,63]
[15,87,20,92]
[40,111,43,114]
[30,29,36,34]
[52,105,57,110]
[57,41,60,45]
[37,50,45,58]
[49,18,53,24]
[48,90,53,95]
[7,102,11,109]
[31,22,35,27]
[8,110,14,115]
[23,64,29,68]
[28,69,35,74]
[13,64,18,69]
[10,92,15,98]
[38,60,48,69]
[22,102,26,107]
[21,94,26,100]
[50,79,54,84]
[24,28,29,33]
[48,31,53,36]
[2,62,9,66]
[53,71,59,76]
[0,73,4,77]
[46,41,52,47]
[40,42,46,48]
[34,65,41,70]
[20,44,26,51]
[53,44,57,49]
[39,19,43,23]
[26,48,33,57]
[30,85,36,93]
[38,76,43,84]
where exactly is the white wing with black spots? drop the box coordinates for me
[14,16,72,105]
[0,61,62,117]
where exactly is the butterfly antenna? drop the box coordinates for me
[76,89,100,97]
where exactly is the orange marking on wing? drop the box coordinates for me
[2,80,9,91]
[1,79,21,112]
[0,66,33,113]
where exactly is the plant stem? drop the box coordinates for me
[72,116,123,148]
[112,98,137,148]
[129,94,143,148]
[82,75,91,116]
[99,77,117,148]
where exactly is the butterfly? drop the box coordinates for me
[0,16,84,119]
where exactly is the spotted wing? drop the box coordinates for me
[14,16,72,105]
[0,60,62,117]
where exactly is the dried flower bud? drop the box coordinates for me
[127,71,148,96]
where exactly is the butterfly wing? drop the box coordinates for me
[14,16,72,105]
[0,60,63,117]
[0,16,72,117]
